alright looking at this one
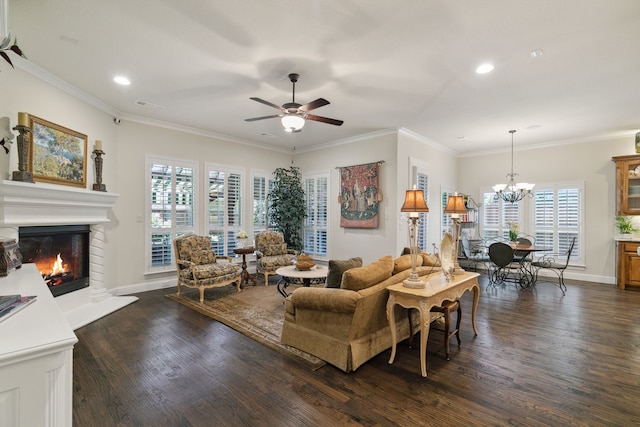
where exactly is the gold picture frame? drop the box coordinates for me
[28,115,87,188]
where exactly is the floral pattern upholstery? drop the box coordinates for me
[255,230,297,285]
[173,233,241,302]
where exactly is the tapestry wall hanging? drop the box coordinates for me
[338,161,383,228]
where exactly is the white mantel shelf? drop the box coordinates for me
[0,179,119,228]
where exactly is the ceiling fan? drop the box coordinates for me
[245,73,344,133]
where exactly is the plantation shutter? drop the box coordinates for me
[253,175,268,235]
[207,166,243,257]
[531,184,582,263]
[303,173,328,256]
[416,172,429,250]
[481,191,520,240]
[148,159,197,272]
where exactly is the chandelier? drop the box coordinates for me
[493,130,534,203]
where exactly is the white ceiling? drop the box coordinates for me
[7,0,640,155]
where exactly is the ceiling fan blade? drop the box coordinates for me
[305,114,344,126]
[249,97,283,111]
[244,114,281,122]
[299,98,330,112]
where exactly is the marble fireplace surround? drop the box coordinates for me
[0,179,137,329]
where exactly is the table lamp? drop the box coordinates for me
[444,192,467,274]
[401,185,429,288]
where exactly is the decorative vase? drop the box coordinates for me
[236,238,248,248]
[509,230,518,242]
[295,253,315,271]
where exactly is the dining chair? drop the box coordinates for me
[461,234,490,271]
[488,242,522,287]
[513,235,535,262]
[530,237,576,295]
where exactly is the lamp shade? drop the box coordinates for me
[401,188,429,213]
[444,194,467,215]
[281,114,305,132]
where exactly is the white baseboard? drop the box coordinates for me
[112,277,176,296]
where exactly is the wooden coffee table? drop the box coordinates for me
[275,265,328,297]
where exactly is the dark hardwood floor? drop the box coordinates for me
[73,275,640,426]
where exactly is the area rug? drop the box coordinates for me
[166,284,326,370]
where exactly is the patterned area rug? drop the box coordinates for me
[166,283,326,370]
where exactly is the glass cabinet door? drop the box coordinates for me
[626,161,640,213]
[615,155,640,215]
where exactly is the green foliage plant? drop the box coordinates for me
[269,166,307,251]
[0,34,27,70]
[615,216,636,234]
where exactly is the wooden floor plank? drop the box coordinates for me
[73,275,640,426]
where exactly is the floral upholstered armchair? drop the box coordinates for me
[173,233,241,302]
[254,230,298,285]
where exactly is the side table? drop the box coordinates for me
[233,246,256,287]
[387,271,480,377]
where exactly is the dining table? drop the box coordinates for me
[508,242,551,287]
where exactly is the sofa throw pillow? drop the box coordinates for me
[393,254,422,275]
[340,255,393,292]
[325,257,363,288]
[421,252,441,267]
[262,243,287,256]
[191,250,216,264]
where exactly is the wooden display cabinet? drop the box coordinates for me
[612,154,640,215]
[616,241,640,290]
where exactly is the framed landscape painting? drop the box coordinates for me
[28,115,87,188]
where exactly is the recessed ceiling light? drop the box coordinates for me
[457,136,468,141]
[475,63,494,74]
[113,76,131,86]
[530,49,544,58]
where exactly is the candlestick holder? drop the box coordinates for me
[92,149,106,191]
[11,124,34,183]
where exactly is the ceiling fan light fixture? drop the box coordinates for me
[281,114,305,132]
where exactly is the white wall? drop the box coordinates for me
[396,129,458,255]
[0,66,292,293]
[0,67,120,288]
[2,65,629,289]
[293,131,399,264]
[293,129,460,264]
[457,136,632,284]
[113,121,290,288]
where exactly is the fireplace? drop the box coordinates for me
[0,179,137,330]
[19,225,91,297]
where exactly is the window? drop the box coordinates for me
[302,173,328,257]
[252,172,271,237]
[531,182,583,264]
[409,160,430,251]
[415,171,429,250]
[206,164,243,257]
[146,157,197,272]
[481,191,520,241]
[441,191,453,238]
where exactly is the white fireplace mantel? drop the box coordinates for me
[0,179,119,231]
[0,179,137,329]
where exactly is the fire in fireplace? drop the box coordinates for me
[19,225,90,297]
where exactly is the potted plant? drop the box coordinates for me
[506,221,519,242]
[0,34,27,69]
[616,216,636,238]
[268,166,307,252]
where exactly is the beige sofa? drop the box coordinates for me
[281,254,441,372]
